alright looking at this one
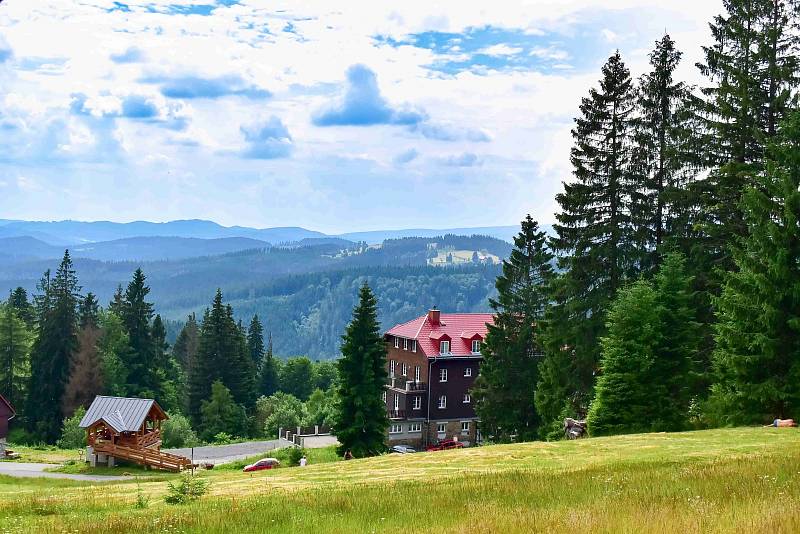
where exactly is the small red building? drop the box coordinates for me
[0,394,16,453]
[383,308,493,448]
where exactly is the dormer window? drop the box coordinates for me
[440,340,450,354]
[471,339,481,353]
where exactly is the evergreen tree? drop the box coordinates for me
[542,51,641,428]
[0,304,31,408]
[633,34,702,267]
[199,380,246,441]
[247,315,265,366]
[62,323,104,417]
[121,268,155,395]
[258,333,280,397]
[108,284,124,316]
[7,287,35,328]
[173,313,199,370]
[472,216,554,441]
[334,282,388,457]
[97,311,130,397]
[27,251,80,442]
[78,292,99,329]
[280,356,314,400]
[710,111,800,424]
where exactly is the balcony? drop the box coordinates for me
[387,409,406,420]
[386,377,427,392]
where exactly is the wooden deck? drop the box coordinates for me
[93,441,191,472]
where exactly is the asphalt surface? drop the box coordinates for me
[165,438,293,465]
[0,461,129,482]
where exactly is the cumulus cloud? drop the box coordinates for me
[393,148,419,165]
[0,35,12,64]
[478,44,523,56]
[312,64,426,127]
[120,94,159,118]
[240,116,293,159]
[410,122,491,142]
[142,74,271,100]
[110,47,145,64]
[441,152,481,167]
[70,92,190,131]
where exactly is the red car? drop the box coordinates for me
[243,458,280,472]
[426,438,465,452]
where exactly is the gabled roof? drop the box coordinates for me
[0,394,15,420]
[79,396,166,432]
[386,312,493,357]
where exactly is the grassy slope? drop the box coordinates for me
[2,427,799,533]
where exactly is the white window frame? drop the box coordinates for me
[471,339,481,353]
[438,395,447,409]
[394,336,399,349]
[461,421,470,435]
[402,362,408,377]
[389,424,402,434]
[408,423,422,433]
[464,367,472,377]
[439,368,448,383]
[393,393,399,411]
[403,338,408,350]
[463,393,471,404]
[437,422,447,434]
[382,391,387,402]
[412,396,422,410]
[440,340,450,354]
[390,359,395,377]
[414,365,421,382]
[412,340,417,353]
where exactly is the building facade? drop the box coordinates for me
[383,308,493,448]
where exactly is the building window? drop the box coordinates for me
[415,366,421,382]
[389,424,402,434]
[412,340,417,353]
[382,391,387,403]
[440,340,450,354]
[390,360,395,377]
[464,367,472,377]
[403,338,408,350]
[412,396,422,410]
[394,337,399,349]
[408,423,422,433]
[438,395,447,409]
[461,421,470,435]
[437,422,447,434]
[402,362,408,377]
[439,368,448,382]
[393,394,399,411]
[472,339,481,353]
[463,394,471,404]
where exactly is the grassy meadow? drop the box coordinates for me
[1,427,799,533]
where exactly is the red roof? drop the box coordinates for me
[386,311,494,357]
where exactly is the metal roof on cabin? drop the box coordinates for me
[78,396,162,432]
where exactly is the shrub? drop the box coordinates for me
[199,381,246,441]
[161,412,199,448]
[212,432,234,445]
[164,473,209,505]
[287,447,305,466]
[56,407,86,449]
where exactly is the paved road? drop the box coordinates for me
[165,438,293,465]
[0,462,129,482]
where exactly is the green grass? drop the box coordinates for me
[218,445,341,471]
[2,427,799,533]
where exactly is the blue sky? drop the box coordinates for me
[0,0,721,233]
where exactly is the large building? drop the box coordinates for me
[383,308,493,448]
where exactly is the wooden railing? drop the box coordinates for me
[93,441,191,472]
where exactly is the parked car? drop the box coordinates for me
[426,438,465,452]
[390,445,417,454]
[243,458,280,472]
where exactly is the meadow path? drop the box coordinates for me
[0,462,128,482]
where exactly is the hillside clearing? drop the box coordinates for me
[1,427,798,533]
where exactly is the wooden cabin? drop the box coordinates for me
[79,396,168,451]
[0,394,16,452]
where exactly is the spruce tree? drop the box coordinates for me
[334,282,388,457]
[27,251,80,442]
[258,332,280,397]
[108,284,124,316]
[199,380,246,441]
[710,111,800,424]
[0,304,31,408]
[472,216,554,442]
[541,51,641,429]
[78,292,99,329]
[7,287,35,328]
[247,315,265,366]
[173,313,199,370]
[121,268,155,394]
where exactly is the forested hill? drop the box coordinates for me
[0,235,507,359]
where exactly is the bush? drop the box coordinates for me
[199,381,246,441]
[287,447,305,466]
[255,392,305,438]
[56,407,86,449]
[161,412,199,449]
[212,432,234,445]
[164,473,209,505]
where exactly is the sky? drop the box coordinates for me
[0,0,722,234]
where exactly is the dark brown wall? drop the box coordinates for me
[385,339,428,382]
[428,358,481,420]
[0,418,8,439]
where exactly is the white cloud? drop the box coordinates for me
[478,44,523,56]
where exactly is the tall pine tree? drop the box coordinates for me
[472,216,554,442]
[0,304,31,409]
[247,315,265,366]
[121,269,155,395]
[7,287,35,328]
[334,282,388,457]
[710,110,800,424]
[258,332,280,397]
[540,51,641,430]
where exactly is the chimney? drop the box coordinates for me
[428,307,440,326]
